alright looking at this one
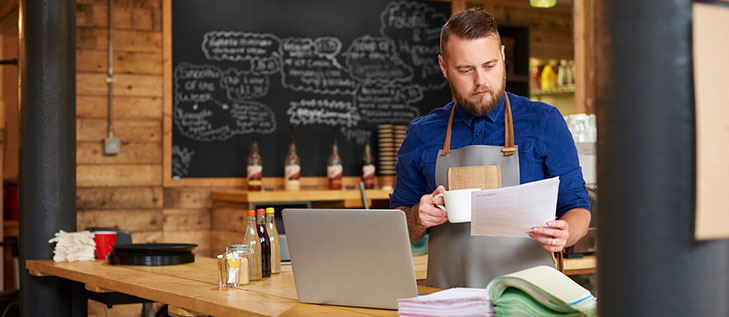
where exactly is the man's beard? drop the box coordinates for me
[451,72,506,116]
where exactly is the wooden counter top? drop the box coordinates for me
[211,189,392,203]
[27,255,433,316]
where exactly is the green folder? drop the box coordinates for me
[486,266,597,317]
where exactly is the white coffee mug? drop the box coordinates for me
[435,188,481,223]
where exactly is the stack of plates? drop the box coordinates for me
[107,243,197,266]
[393,125,407,154]
[378,124,396,176]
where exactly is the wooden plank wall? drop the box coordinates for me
[467,0,574,60]
[74,0,222,257]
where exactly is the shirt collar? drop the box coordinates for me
[454,93,507,126]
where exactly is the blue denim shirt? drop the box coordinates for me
[390,92,590,218]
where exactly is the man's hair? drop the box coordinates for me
[440,8,500,58]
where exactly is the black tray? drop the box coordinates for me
[107,243,197,266]
[111,243,197,253]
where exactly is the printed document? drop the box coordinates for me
[470,177,560,237]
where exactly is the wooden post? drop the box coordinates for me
[573,0,595,114]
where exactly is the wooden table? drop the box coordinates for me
[26,255,433,316]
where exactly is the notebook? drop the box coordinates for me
[282,208,418,310]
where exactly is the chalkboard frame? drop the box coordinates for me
[162,0,455,187]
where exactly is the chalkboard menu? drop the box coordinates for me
[171,0,452,178]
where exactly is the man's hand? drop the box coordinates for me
[417,186,448,228]
[529,220,570,252]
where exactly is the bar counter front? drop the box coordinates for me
[26,255,432,316]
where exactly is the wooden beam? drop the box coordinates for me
[451,0,466,15]
[574,0,596,114]
[0,0,17,22]
[162,0,173,187]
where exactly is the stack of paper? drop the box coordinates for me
[486,266,596,316]
[397,288,494,316]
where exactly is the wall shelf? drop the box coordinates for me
[531,85,576,97]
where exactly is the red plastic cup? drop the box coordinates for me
[94,231,117,260]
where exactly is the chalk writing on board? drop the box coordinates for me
[202,31,283,76]
[174,63,276,141]
[220,68,270,101]
[345,35,413,84]
[202,31,280,61]
[340,127,373,145]
[172,145,195,177]
[354,83,423,123]
[380,0,448,90]
[287,98,360,127]
[280,37,358,95]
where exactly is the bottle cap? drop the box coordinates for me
[256,208,265,215]
[266,207,275,214]
[247,209,255,216]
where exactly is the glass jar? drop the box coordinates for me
[227,244,250,286]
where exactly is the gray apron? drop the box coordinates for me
[427,95,554,288]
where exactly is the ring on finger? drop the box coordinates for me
[550,238,555,246]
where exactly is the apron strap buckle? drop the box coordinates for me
[501,147,516,156]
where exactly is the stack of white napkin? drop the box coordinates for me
[48,230,96,262]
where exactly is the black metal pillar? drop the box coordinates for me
[595,0,729,316]
[18,0,77,316]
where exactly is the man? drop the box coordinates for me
[390,8,591,288]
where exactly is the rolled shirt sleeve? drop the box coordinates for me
[540,107,590,217]
[390,121,429,208]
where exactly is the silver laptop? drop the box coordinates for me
[282,208,418,310]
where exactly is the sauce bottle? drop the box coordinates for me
[284,129,301,191]
[361,142,375,189]
[242,209,261,281]
[265,207,281,274]
[327,138,343,190]
[256,208,271,277]
[247,138,263,191]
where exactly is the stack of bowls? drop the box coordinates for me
[377,124,397,178]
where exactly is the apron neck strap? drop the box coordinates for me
[441,94,516,157]
[502,94,516,156]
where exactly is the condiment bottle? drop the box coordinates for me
[284,129,301,191]
[540,61,557,90]
[242,209,262,281]
[557,59,566,87]
[361,142,375,189]
[327,138,343,190]
[265,207,281,274]
[247,138,263,191]
[256,208,271,277]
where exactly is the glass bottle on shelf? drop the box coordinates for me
[566,60,575,85]
[265,207,281,274]
[361,142,375,189]
[256,209,271,277]
[247,137,262,191]
[284,129,301,191]
[327,138,343,190]
[242,209,262,281]
[540,61,557,90]
[557,59,567,87]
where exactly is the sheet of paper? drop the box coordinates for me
[470,177,560,237]
[693,2,729,240]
